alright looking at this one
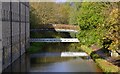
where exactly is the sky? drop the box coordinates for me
[56,0,67,2]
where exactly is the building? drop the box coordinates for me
[0,2,30,72]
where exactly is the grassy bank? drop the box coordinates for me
[80,45,120,73]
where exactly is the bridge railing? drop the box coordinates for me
[53,24,80,30]
[30,38,80,42]
[32,24,80,30]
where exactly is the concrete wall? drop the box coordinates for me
[2,54,30,72]
[2,2,11,69]
[0,1,2,73]
[0,2,30,72]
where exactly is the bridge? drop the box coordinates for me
[0,2,82,73]
[30,38,80,42]
[31,24,80,33]
[30,29,78,33]
[30,24,80,43]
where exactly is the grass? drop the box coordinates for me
[80,45,93,55]
[80,45,120,73]
[95,59,119,73]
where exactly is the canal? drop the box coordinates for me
[2,43,103,73]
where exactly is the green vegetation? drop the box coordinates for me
[95,59,119,73]
[69,2,119,51]
[30,2,119,51]
[70,3,120,72]
[29,2,119,72]
[81,45,120,73]
[80,45,93,55]
[70,3,106,28]
[30,2,72,53]
[30,2,70,28]
[27,42,48,53]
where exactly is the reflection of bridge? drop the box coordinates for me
[31,24,80,33]
[30,38,80,42]
[30,52,88,58]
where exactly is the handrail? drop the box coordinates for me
[30,38,80,42]
[32,24,80,30]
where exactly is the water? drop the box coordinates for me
[30,57,102,72]
[2,43,103,73]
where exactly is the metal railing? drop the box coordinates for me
[30,38,80,42]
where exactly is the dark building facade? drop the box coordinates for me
[0,2,30,72]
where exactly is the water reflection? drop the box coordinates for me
[30,56,102,73]
[2,53,30,73]
[2,43,103,73]
[2,53,103,73]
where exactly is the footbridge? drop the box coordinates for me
[31,29,78,33]
[30,38,80,42]
[30,24,80,43]
[31,24,80,33]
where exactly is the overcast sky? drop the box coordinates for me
[56,0,66,2]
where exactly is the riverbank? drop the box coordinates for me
[80,45,120,73]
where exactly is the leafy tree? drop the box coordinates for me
[30,2,70,27]
[69,2,119,51]
[69,2,106,47]
[103,2,119,51]
[69,2,81,25]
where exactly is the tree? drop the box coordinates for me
[30,2,70,27]
[69,2,81,25]
[103,2,119,51]
[68,2,119,50]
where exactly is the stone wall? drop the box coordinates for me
[0,2,30,72]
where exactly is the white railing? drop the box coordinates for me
[30,38,80,42]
